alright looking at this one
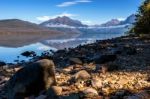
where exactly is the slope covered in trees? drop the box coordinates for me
[131,0,150,35]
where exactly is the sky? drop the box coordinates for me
[0,0,143,25]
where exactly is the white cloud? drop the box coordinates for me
[36,16,51,21]
[36,12,77,21]
[57,0,92,7]
[81,20,93,25]
[117,18,126,21]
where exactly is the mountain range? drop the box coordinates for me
[99,14,136,27]
[0,14,136,37]
[40,14,136,28]
[0,14,136,33]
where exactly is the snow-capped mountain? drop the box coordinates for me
[40,14,136,28]
[120,14,136,25]
[40,16,87,28]
[100,19,120,27]
[98,14,136,27]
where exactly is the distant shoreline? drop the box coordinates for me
[0,31,80,47]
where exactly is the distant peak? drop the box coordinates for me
[0,19,21,22]
[130,14,136,16]
[40,16,87,28]
[110,19,120,22]
[55,16,70,19]
[62,16,69,18]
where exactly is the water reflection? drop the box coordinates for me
[0,31,126,63]
[0,43,57,63]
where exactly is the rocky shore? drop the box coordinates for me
[0,35,150,99]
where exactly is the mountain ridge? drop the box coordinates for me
[40,16,88,28]
[40,14,136,28]
[0,19,64,47]
[100,14,136,27]
[100,19,120,27]
[120,14,136,25]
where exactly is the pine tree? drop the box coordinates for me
[131,0,150,35]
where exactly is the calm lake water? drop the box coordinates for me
[0,28,126,63]
[0,43,57,63]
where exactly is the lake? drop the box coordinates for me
[0,27,127,63]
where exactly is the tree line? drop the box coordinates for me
[130,0,150,35]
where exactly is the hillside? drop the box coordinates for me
[0,19,63,47]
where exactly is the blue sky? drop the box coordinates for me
[0,0,142,24]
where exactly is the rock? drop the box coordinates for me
[69,58,83,65]
[115,90,126,96]
[124,96,140,99]
[0,61,6,68]
[46,86,62,99]
[81,88,99,98]
[101,63,119,73]
[61,93,80,99]
[125,91,150,99]
[95,54,117,64]
[101,64,108,74]
[91,78,102,89]
[73,70,91,81]
[47,86,62,96]
[95,64,101,72]
[21,51,36,57]
[26,95,35,99]
[62,68,73,74]
[35,95,46,99]
[114,90,132,98]
[123,46,137,55]
[102,87,111,95]
[109,47,122,55]
[117,77,129,85]
[14,67,22,72]
[107,63,119,71]
[147,77,150,82]
[5,59,56,99]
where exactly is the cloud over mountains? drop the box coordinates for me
[57,0,92,7]
[36,12,77,21]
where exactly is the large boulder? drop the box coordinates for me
[5,59,56,99]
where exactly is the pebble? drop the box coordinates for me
[91,77,102,89]
[82,87,99,96]
[74,70,91,81]
[35,95,46,99]
[50,86,62,96]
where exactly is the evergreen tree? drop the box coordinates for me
[131,0,150,35]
